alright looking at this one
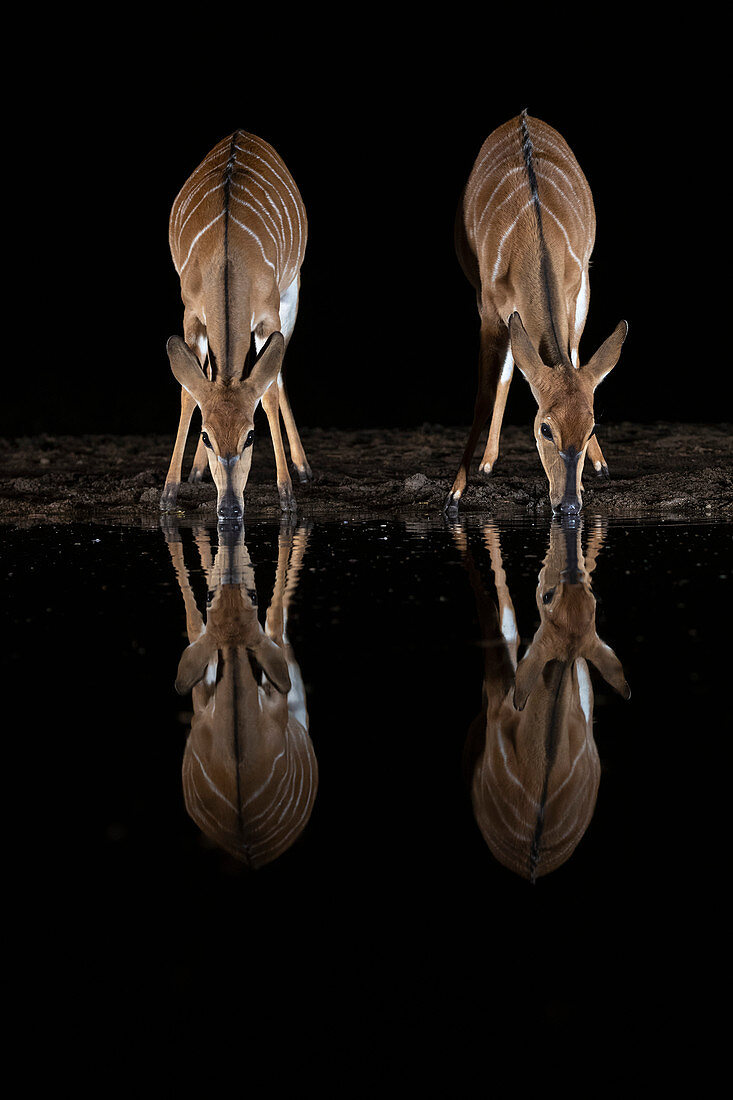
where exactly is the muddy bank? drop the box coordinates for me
[1,422,731,522]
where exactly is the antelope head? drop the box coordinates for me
[508,313,627,514]
[166,332,285,522]
[513,518,630,712]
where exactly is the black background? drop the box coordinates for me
[6,23,724,1081]
[5,27,720,438]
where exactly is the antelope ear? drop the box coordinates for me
[175,633,217,694]
[508,312,550,396]
[586,636,631,699]
[251,634,291,695]
[167,336,211,405]
[247,331,285,402]
[583,321,628,388]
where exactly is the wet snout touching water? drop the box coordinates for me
[445,111,626,515]
[452,516,629,880]
[162,518,317,868]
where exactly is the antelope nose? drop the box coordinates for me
[218,500,242,519]
[555,498,582,515]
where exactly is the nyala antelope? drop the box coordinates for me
[454,517,629,881]
[446,111,627,515]
[162,130,310,520]
[164,520,317,868]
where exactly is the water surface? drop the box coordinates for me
[6,513,728,1061]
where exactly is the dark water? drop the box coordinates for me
[6,514,729,1076]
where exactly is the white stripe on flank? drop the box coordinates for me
[534,168,587,232]
[235,140,301,269]
[474,167,525,237]
[177,181,225,252]
[178,210,225,274]
[228,213,276,274]
[191,748,238,812]
[491,200,533,283]
[538,204,583,273]
[230,192,281,280]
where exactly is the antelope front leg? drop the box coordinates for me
[483,523,519,668]
[161,385,197,511]
[278,377,312,483]
[586,434,610,479]
[262,385,297,512]
[478,346,513,477]
[161,518,205,642]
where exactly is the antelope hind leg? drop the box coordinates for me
[444,318,509,514]
[278,377,312,483]
[586,434,610,479]
[188,433,209,483]
[262,384,297,512]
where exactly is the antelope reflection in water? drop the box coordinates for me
[453,517,629,881]
[163,520,317,868]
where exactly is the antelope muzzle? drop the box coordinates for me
[555,445,582,516]
[217,454,243,523]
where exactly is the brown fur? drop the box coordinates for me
[161,131,310,518]
[446,113,627,513]
[164,522,317,868]
[455,518,629,880]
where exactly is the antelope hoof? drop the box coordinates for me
[296,462,313,484]
[443,489,461,516]
[279,484,297,513]
[479,462,494,479]
[596,464,610,480]
[188,467,206,484]
[160,484,179,512]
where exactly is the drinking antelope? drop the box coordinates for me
[162,130,310,520]
[163,520,317,868]
[446,111,627,515]
[453,517,629,880]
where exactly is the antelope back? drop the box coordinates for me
[169,130,307,379]
[471,660,601,881]
[179,588,317,869]
[182,667,318,869]
[461,113,595,361]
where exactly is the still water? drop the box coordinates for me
[6,513,729,1064]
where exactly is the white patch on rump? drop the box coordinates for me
[572,269,589,367]
[576,659,592,723]
[501,605,518,645]
[500,346,514,383]
[278,277,299,342]
[253,276,299,355]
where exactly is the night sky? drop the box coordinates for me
[7,33,717,438]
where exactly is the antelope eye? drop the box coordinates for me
[201,431,213,449]
[243,430,255,449]
[542,587,556,604]
[540,423,553,441]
